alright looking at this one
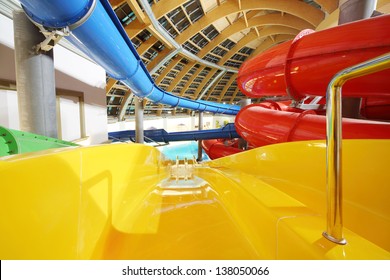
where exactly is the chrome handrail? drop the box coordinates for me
[323,52,390,245]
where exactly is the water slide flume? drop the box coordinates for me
[20,0,240,115]
[237,15,390,100]
[1,0,389,260]
[226,15,390,155]
[1,139,389,259]
[235,102,390,148]
[198,16,390,160]
[201,139,244,160]
[198,15,390,158]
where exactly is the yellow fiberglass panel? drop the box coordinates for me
[72,143,168,259]
[0,144,168,259]
[206,139,390,259]
[193,166,318,259]
[98,179,260,260]
[0,147,81,259]
[0,139,388,260]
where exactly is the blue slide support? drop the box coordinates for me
[109,123,240,143]
[19,0,241,115]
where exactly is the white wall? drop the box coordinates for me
[0,13,108,144]
[58,95,81,141]
[0,90,19,129]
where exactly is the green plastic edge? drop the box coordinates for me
[0,126,79,157]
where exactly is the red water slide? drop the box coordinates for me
[237,15,390,100]
[227,15,390,154]
[235,103,390,148]
[201,139,243,160]
[202,101,298,159]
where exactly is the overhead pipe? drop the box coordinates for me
[108,123,240,143]
[149,49,179,75]
[18,0,240,115]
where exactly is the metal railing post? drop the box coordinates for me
[323,52,390,245]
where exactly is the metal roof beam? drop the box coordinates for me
[195,14,310,61]
[173,0,324,44]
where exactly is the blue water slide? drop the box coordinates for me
[109,123,240,143]
[19,0,241,115]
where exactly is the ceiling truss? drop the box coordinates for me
[106,0,336,120]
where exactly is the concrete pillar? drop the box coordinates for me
[162,116,168,131]
[190,113,195,130]
[197,111,203,162]
[237,98,251,150]
[338,0,377,118]
[135,97,144,143]
[13,10,57,137]
[338,0,377,24]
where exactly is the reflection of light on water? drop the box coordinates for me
[157,141,210,161]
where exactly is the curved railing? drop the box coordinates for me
[324,52,390,244]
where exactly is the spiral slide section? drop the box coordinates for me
[19,0,240,115]
[237,15,390,101]
[234,15,390,150]
[235,103,390,148]
[201,139,243,160]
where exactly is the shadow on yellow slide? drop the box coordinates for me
[0,140,389,259]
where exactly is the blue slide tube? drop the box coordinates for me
[19,0,241,115]
[109,123,240,143]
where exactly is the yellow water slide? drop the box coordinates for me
[0,140,389,259]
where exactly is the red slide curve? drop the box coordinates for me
[201,139,243,160]
[235,103,390,148]
[205,15,390,158]
[237,15,390,100]
[361,97,390,120]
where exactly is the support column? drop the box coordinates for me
[162,116,168,131]
[338,0,377,118]
[197,111,203,162]
[237,98,251,150]
[13,10,57,138]
[135,97,144,143]
[118,90,133,122]
[338,0,377,24]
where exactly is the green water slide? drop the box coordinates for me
[0,126,78,157]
